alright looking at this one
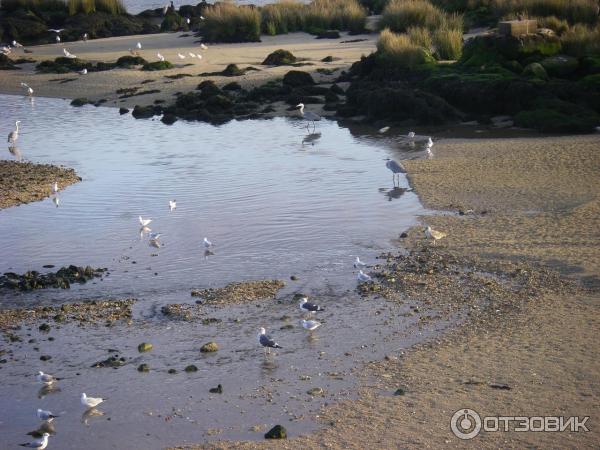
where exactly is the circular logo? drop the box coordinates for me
[451,408,482,440]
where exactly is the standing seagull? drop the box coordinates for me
[385,158,406,185]
[354,256,366,268]
[35,371,56,384]
[299,297,324,314]
[136,42,142,50]
[301,319,321,331]
[12,40,24,48]
[258,327,282,354]
[79,68,87,75]
[20,433,49,449]
[8,120,21,144]
[200,43,208,50]
[408,131,416,139]
[169,199,176,211]
[296,103,321,131]
[37,408,58,422]
[157,52,165,62]
[51,182,58,194]
[139,216,152,227]
[203,237,213,248]
[81,392,105,409]
[357,270,372,283]
[177,53,186,60]
[63,48,76,59]
[424,226,446,245]
[20,82,33,96]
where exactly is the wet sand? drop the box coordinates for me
[0,161,80,209]
[171,135,600,448]
[0,31,376,109]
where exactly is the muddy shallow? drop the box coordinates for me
[1,93,442,448]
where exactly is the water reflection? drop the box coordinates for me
[380,186,410,202]
[302,132,322,147]
[37,384,61,399]
[28,420,56,437]
[81,408,104,426]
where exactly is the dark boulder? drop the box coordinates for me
[283,70,315,87]
[262,49,297,66]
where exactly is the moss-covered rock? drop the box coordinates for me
[70,98,92,107]
[540,55,578,77]
[223,81,242,91]
[264,425,287,439]
[283,70,315,87]
[200,341,219,353]
[137,342,153,353]
[262,49,297,66]
[142,60,174,71]
[137,363,150,372]
[116,55,148,68]
[161,11,188,32]
[523,62,549,80]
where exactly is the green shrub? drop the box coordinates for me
[380,0,445,32]
[377,28,435,68]
[407,26,432,52]
[433,27,463,60]
[202,3,261,43]
[560,24,600,57]
[67,0,126,15]
[536,15,569,34]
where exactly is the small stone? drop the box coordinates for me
[400,232,408,238]
[38,323,51,332]
[40,355,52,361]
[137,363,150,372]
[137,342,153,353]
[168,368,177,374]
[209,384,223,394]
[290,275,298,281]
[200,342,219,353]
[264,424,287,439]
[184,365,198,372]
[307,387,324,396]
[394,388,406,396]
[489,383,511,390]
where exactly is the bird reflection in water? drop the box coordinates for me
[28,420,56,437]
[37,384,61,399]
[380,186,410,202]
[204,249,214,259]
[302,132,322,147]
[81,407,105,426]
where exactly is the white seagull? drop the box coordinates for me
[19,433,49,449]
[427,137,433,148]
[203,237,212,248]
[408,131,415,139]
[157,52,165,62]
[136,42,142,49]
[20,82,34,96]
[301,319,321,331]
[188,52,197,58]
[379,126,390,134]
[354,256,366,268]
[12,40,23,48]
[357,270,372,283]
[35,371,56,384]
[48,29,64,33]
[200,16,206,20]
[63,48,76,59]
[177,53,186,60]
[258,327,282,353]
[55,35,61,43]
[37,408,58,422]
[424,225,446,245]
[81,392,105,408]
[169,200,176,211]
[51,182,58,193]
[139,216,152,227]
[8,120,21,144]
[200,43,208,50]
[79,68,87,75]
[299,297,324,313]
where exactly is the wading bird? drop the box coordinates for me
[139,216,152,227]
[35,371,56,384]
[19,433,49,449]
[136,42,142,50]
[203,237,212,248]
[424,226,446,246]
[385,158,406,185]
[51,182,58,194]
[79,68,87,75]
[188,52,197,58]
[12,40,23,48]
[301,319,321,331]
[354,256,366,268]
[200,43,208,50]
[37,408,58,422]
[299,297,325,314]
[169,200,176,211]
[258,327,282,354]
[177,53,186,59]
[357,270,372,283]
[408,131,415,139]
[379,126,390,133]
[296,103,321,131]
[81,392,105,409]
[8,120,20,144]
[20,82,33,96]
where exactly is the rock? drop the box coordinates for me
[168,368,177,374]
[262,49,297,66]
[316,30,340,39]
[70,98,91,107]
[161,113,177,125]
[200,342,219,353]
[184,364,198,372]
[283,71,315,87]
[523,62,548,80]
[290,275,298,281]
[321,55,334,62]
[132,105,161,119]
[141,61,174,71]
[489,382,511,390]
[137,363,150,372]
[222,63,244,76]
[264,424,287,439]
[394,387,406,396]
[223,81,242,91]
[540,55,578,77]
[38,323,51,332]
[400,232,408,238]
[137,342,153,353]
[40,355,51,361]
[92,355,125,368]
[209,384,223,394]
[307,387,324,396]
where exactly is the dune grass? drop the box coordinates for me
[433,26,463,59]
[491,0,599,25]
[560,24,600,57]
[377,27,434,68]
[380,0,464,33]
[535,15,570,34]
[202,3,261,43]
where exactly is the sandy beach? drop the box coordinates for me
[0,31,376,109]
[168,134,600,448]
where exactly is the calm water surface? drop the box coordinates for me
[0,94,442,449]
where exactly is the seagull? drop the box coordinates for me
[169,200,176,211]
[12,40,23,48]
[426,146,433,159]
[424,225,446,245]
[296,103,321,131]
[258,327,282,353]
[203,237,212,248]
[427,137,434,148]
[149,232,161,240]
[408,131,415,139]
[79,68,87,75]
[8,120,20,144]
[357,270,372,283]
[200,16,206,20]
[385,158,406,185]
[379,126,390,133]
[301,319,321,331]
[82,33,88,41]
[299,297,324,313]
[354,256,366,268]
[63,48,76,59]
[20,433,49,449]
[48,29,64,33]
[196,53,203,60]
[200,43,208,50]
[157,52,165,62]
[20,82,34,96]
[177,53,186,59]
[51,182,58,194]
[35,371,56,384]
[81,392,105,408]
[136,42,142,49]
[139,216,152,227]
[52,196,60,208]
[188,52,197,58]
[37,408,58,422]
[186,17,191,24]
[55,35,61,43]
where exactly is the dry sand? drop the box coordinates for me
[0,31,376,109]
[171,134,600,449]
